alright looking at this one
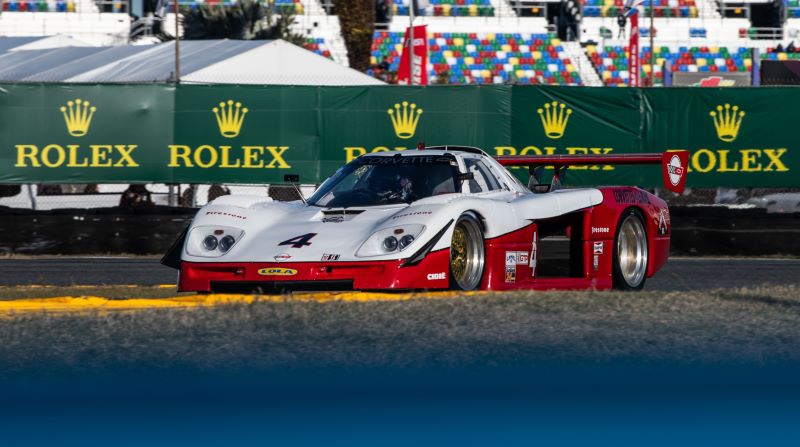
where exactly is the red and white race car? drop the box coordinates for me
[163,146,688,293]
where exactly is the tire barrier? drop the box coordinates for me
[1,206,797,256]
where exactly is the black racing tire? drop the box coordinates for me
[449,213,485,291]
[612,208,649,291]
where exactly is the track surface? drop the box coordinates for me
[0,257,796,291]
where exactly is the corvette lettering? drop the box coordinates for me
[613,189,651,205]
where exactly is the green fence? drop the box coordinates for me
[0,84,795,187]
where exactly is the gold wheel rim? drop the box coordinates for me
[451,226,467,281]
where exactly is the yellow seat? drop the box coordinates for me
[464,57,475,65]
[516,70,526,78]
[551,38,561,46]
[501,44,512,52]
[533,51,542,59]
[696,59,706,67]
[295,3,303,14]
[509,57,519,65]
[454,37,464,47]
[586,45,596,54]
[566,64,575,72]
[67,1,76,11]
[778,52,788,61]
[469,5,478,16]
[744,58,753,67]
[395,44,403,53]
[443,50,453,59]
[643,64,651,73]
[602,71,611,80]
[371,56,377,65]
[487,33,495,40]
[481,69,491,77]
[443,4,451,15]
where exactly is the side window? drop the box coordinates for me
[464,158,501,193]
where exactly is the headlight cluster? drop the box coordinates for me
[356,224,425,258]
[186,226,244,257]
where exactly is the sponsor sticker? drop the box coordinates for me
[593,254,599,271]
[591,227,610,234]
[322,216,344,223]
[257,268,297,276]
[667,154,684,186]
[426,272,446,280]
[274,253,291,262]
[657,208,670,235]
[505,266,516,283]
[321,253,340,261]
[505,251,517,266]
[517,252,529,265]
[593,242,604,255]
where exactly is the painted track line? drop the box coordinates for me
[0,291,487,316]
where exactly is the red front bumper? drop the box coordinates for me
[179,249,451,292]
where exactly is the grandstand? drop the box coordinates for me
[0,0,798,86]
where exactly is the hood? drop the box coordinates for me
[183,199,442,263]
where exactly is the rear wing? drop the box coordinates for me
[495,151,689,194]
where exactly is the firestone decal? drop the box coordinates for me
[205,211,248,220]
[392,211,433,220]
[591,227,610,234]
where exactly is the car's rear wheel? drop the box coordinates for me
[449,213,485,290]
[612,209,648,290]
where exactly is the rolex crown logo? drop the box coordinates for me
[709,103,744,142]
[388,101,422,139]
[537,101,572,139]
[213,100,248,138]
[60,99,96,137]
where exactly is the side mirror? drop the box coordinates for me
[284,174,300,183]
[457,172,474,182]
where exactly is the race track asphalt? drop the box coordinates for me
[0,257,796,291]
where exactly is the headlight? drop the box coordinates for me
[219,235,236,252]
[356,224,425,258]
[186,225,244,257]
[203,235,219,251]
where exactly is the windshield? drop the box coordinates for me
[308,154,461,207]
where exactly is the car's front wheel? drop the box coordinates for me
[612,208,649,290]
[449,213,485,290]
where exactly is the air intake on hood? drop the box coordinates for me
[320,209,365,222]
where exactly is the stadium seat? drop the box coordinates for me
[371,31,581,85]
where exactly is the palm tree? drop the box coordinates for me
[182,0,304,43]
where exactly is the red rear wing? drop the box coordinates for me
[495,151,689,194]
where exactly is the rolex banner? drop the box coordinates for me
[0,84,797,187]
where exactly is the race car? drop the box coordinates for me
[162,146,688,293]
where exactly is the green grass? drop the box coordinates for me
[0,286,799,375]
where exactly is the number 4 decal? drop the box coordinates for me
[279,233,317,248]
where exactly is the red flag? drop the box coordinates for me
[629,13,639,87]
[397,25,428,85]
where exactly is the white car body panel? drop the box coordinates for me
[181,149,603,264]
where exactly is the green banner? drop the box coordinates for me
[0,84,796,187]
